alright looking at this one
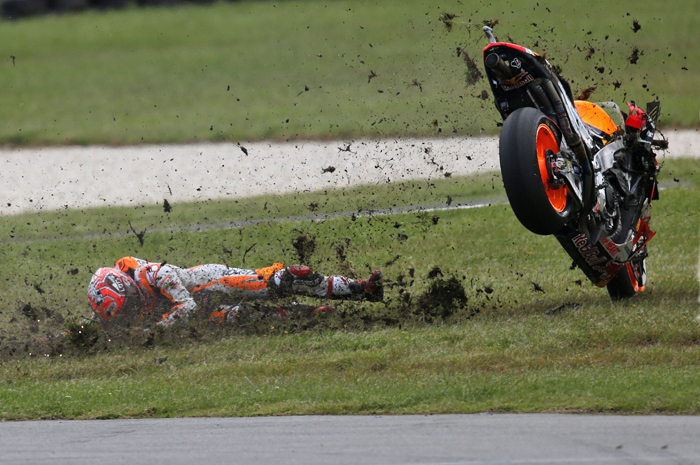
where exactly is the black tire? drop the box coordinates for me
[499,107,574,235]
[607,256,647,300]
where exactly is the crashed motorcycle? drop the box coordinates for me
[481,26,665,299]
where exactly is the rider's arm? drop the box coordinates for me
[151,265,198,326]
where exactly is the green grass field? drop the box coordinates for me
[1,0,699,420]
[0,158,697,419]
[1,0,699,145]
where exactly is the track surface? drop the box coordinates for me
[2,414,700,464]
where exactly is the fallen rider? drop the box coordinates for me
[87,256,383,327]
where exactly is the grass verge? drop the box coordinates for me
[0,158,698,419]
[1,0,699,145]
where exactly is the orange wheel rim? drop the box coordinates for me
[536,123,567,212]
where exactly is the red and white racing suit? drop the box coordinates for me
[115,257,375,326]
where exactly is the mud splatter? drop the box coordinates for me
[628,47,641,65]
[457,47,483,86]
[128,221,146,246]
[292,233,316,264]
[439,12,457,31]
[576,87,597,101]
[413,275,470,322]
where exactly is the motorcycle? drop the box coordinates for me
[481,26,665,299]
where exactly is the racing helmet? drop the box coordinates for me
[87,267,144,320]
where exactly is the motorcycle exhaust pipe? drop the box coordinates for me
[540,79,596,215]
[484,52,512,81]
[528,81,554,117]
[532,80,588,167]
[541,80,587,165]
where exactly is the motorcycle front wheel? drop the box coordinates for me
[499,107,574,235]
[607,256,647,300]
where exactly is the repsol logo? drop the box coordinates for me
[600,237,621,257]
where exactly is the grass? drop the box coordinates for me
[1,0,699,145]
[0,158,698,419]
[1,0,699,419]
[4,332,700,419]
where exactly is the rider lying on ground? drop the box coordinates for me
[87,257,383,328]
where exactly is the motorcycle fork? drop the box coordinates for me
[545,148,583,210]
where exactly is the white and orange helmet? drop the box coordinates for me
[87,268,144,321]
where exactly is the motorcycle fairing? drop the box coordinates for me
[555,210,656,287]
[555,230,624,287]
[624,102,647,130]
[574,100,619,144]
[482,42,556,119]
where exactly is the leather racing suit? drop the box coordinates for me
[114,257,381,326]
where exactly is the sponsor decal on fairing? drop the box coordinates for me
[500,71,534,91]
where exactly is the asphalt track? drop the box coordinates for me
[2,414,700,464]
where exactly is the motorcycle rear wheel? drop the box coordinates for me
[607,257,647,300]
[499,107,573,235]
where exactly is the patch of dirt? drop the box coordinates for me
[292,233,316,265]
[412,275,470,322]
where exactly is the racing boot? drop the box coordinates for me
[349,270,384,302]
